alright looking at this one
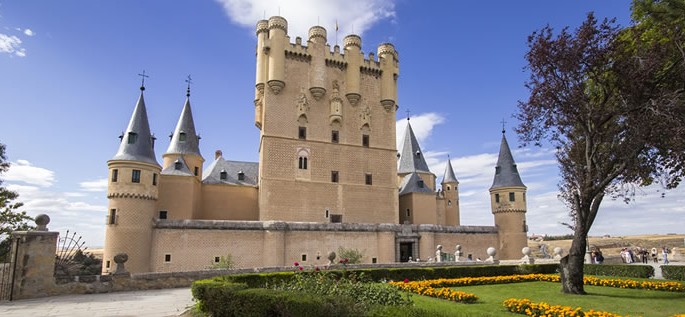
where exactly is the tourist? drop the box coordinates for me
[662,246,670,265]
[651,247,658,263]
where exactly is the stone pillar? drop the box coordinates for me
[11,214,58,299]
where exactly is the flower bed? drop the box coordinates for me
[389,280,478,304]
[503,298,621,317]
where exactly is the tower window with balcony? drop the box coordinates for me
[132,169,141,183]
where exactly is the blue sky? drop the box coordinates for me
[1,0,682,247]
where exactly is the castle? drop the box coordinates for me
[103,16,528,274]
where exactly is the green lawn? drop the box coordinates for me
[410,281,685,317]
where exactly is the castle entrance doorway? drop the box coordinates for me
[399,242,413,262]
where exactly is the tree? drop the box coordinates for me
[0,142,33,261]
[516,10,685,294]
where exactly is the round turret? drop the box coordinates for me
[256,19,269,35]
[308,26,327,43]
[268,16,288,33]
[377,43,399,61]
[343,34,362,49]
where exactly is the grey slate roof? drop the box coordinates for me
[111,89,160,166]
[442,159,458,184]
[399,173,433,196]
[203,155,259,186]
[165,96,202,158]
[161,156,194,176]
[398,121,431,174]
[490,133,526,189]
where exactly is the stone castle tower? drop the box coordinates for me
[104,86,161,273]
[102,16,530,274]
[254,16,400,223]
[489,130,528,259]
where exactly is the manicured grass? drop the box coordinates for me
[410,281,685,317]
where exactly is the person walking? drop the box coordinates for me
[651,247,658,263]
[662,246,670,265]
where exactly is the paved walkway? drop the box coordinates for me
[0,287,194,317]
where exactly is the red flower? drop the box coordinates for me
[315,267,320,272]
[404,278,409,283]
[294,261,299,266]
[299,266,303,271]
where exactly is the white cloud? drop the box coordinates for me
[80,178,108,192]
[396,112,446,150]
[5,160,55,187]
[215,0,396,40]
[0,33,25,57]
[23,28,34,36]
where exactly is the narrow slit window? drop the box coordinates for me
[298,127,307,139]
[111,169,118,182]
[331,171,339,183]
[152,173,157,186]
[362,134,369,147]
[131,169,141,183]
[365,173,372,185]
[495,193,500,203]
[331,130,339,143]
[509,192,515,202]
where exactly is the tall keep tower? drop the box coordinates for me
[254,16,399,223]
[441,158,460,226]
[158,85,204,220]
[104,84,161,274]
[489,130,528,259]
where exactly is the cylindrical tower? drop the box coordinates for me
[104,87,161,274]
[344,34,362,106]
[255,19,269,129]
[308,26,327,100]
[377,43,399,112]
[442,159,460,226]
[266,16,287,94]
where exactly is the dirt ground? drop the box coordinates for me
[528,234,685,263]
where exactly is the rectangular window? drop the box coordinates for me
[495,193,500,203]
[164,254,172,263]
[301,254,307,261]
[331,171,339,183]
[131,169,141,183]
[152,173,157,186]
[214,256,221,263]
[111,169,118,182]
[194,167,199,176]
[106,260,111,269]
[365,173,373,185]
[159,210,168,219]
[406,209,411,217]
[298,157,308,170]
[127,132,138,144]
[179,132,187,142]
[509,192,515,202]
[108,209,117,225]
[298,127,307,139]
[238,172,245,181]
[362,134,369,147]
[372,258,377,264]
[331,214,343,223]
[331,130,339,143]
[523,192,526,202]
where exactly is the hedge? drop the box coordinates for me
[583,264,654,278]
[662,265,685,281]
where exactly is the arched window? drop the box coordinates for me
[298,157,308,169]
[296,148,310,170]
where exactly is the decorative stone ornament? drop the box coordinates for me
[454,244,462,262]
[34,214,50,231]
[309,87,326,100]
[485,247,497,263]
[327,251,337,265]
[113,253,130,276]
[268,80,285,95]
[521,246,535,264]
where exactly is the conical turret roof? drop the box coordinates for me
[399,172,433,196]
[111,88,159,166]
[490,132,525,189]
[165,93,202,158]
[398,120,430,174]
[442,158,458,184]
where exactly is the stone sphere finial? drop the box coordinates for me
[113,253,129,276]
[35,214,50,231]
[487,247,497,257]
[522,247,532,256]
[114,253,129,264]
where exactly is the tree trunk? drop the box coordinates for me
[559,230,587,294]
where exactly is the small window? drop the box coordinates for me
[523,192,526,202]
[127,132,138,144]
[111,169,118,182]
[179,132,187,142]
[495,193,500,203]
[301,254,307,261]
[446,185,450,191]
[214,256,221,263]
[523,220,528,232]
[238,171,245,181]
[495,166,501,175]
[448,200,452,206]
[298,157,308,170]
[365,173,372,185]
[174,160,182,170]
[164,254,172,263]
[159,211,168,219]
[331,130,339,143]
[331,214,343,223]
[362,134,369,147]
[331,171,339,183]
[194,166,199,176]
[418,180,424,188]
[152,173,157,186]
[509,192,515,202]
[298,127,307,139]
[325,209,329,218]
[108,209,117,225]
[372,258,377,264]
[106,260,111,269]
[132,170,141,183]
[406,209,411,217]
[512,164,519,173]
[415,150,421,157]
[220,170,227,180]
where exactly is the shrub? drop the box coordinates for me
[210,254,234,269]
[191,280,248,316]
[661,265,685,281]
[338,246,364,264]
[219,271,295,288]
[584,264,654,278]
